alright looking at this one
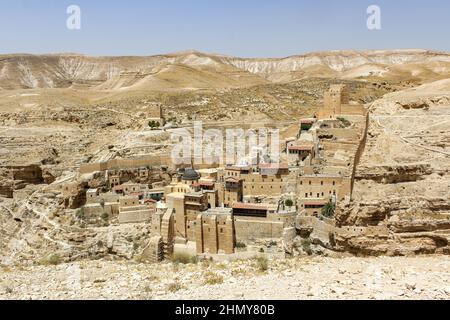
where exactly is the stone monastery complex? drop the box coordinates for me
[52,85,369,261]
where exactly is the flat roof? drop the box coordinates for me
[204,207,232,216]
[301,174,343,178]
[148,189,164,193]
[233,203,269,211]
[225,177,241,183]
[226,166,251,171]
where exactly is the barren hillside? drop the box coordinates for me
[1,50,449,91]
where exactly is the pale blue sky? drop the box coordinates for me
[0,0,448,57]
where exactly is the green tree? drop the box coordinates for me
[284,199,294,207]
[148,120,160,129]
[321,202,336,218]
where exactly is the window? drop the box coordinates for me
[305,193,308,197]
[333,181,336,186]
[321,181,324,186]
[300,181,303,185]
[309,181,311,185]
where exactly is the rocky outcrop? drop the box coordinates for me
[0,164,45,198]
[336,197,450,226]
[355,163,432,183]
[395,96,450,110]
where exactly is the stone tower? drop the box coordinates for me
[320,84,349,119]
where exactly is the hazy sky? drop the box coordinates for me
[0,0,449,57]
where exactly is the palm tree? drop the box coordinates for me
[321,201,336,218]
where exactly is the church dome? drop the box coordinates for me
[182,168,200,181]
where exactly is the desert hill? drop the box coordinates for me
[1,50,449,91]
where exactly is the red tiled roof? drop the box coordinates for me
[288,145,314,151]
[144,199,157,203]
[300,119,316,124]
[258,163,289,170]
[233,203,268,210]
[129,192,144,197]
[199,181,215,187]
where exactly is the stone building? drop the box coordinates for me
[147,105,165,127]
[118,195,154,224]
[287,144,315,167]
[83,189,120,220]
[195,207,235,254]
[223,177,243,207]
[232,202,296,241]
[319,84,350,119]
[241,164,290,198]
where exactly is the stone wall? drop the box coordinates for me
[234,217,284,241]
[79,156,223,174]
[118,204,154,224]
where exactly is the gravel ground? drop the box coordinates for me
[1,255,449,300]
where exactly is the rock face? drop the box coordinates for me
[0,164,45,198]
[355,163,432,184]
[335,79,450,256]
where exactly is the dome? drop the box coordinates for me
[182,168,200,181]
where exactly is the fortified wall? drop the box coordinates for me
[79,156,223,175]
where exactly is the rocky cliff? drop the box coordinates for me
[335,79,450,256]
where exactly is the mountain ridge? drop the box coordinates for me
[1,49,449,90]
